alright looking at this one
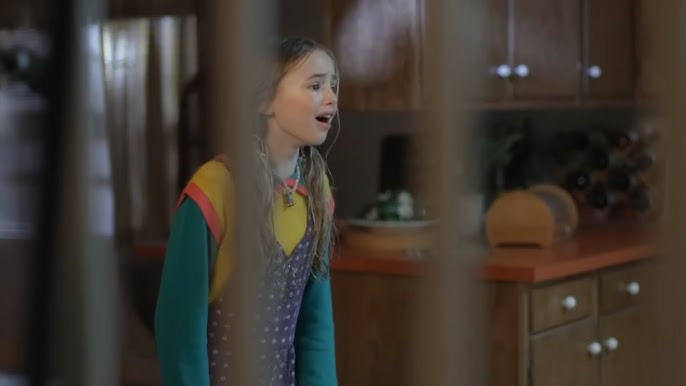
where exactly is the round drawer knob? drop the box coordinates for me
[604,337,619,351]
[514,64,530,78]
[587,65,602,79]
[625,281,641,296]
[562,295,577,310]
[587,342,602,356]
[494,64,512,78]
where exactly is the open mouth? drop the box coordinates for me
[315,114,333,124]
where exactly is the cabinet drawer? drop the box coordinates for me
[530,320,600,386]
[530,277,595,333]
[599,263,652,313]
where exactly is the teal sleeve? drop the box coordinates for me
[295,239,338,386]
[154,199,216,386]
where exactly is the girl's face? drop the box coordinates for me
[263,49,338,148]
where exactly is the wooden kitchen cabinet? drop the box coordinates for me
[510,0,582,100]
[584,0,636,99]
[331,260,655,386]
[468,0,510,102]
[530,320,600,386]
[486,0,636,103]
[488,261,655,386]
[323,0,425,111]
[323,0,639,110]
[331,273,419,386]
[471,0,586,102]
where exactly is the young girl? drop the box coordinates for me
[154,36,339,386]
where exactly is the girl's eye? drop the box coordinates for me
[331,83,338,93]
[310,83,321,91]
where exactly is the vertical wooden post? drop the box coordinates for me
[46,0,120,384]
[654,1,686,385]
[199,0,276,383]
[415,0,487,385]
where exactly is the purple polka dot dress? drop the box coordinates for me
[207,218,314,385]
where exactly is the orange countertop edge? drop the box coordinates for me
[133,223,659,283]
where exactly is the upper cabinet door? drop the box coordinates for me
[324,0,424,111]
[584,0,636,99]
[469,0,510,101]
[512,0,581,99]
[323,0,639,110]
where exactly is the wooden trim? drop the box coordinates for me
[484,282,529,386]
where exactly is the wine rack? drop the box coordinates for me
[552,119,660,222]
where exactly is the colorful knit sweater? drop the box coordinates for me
[154,157,337,386]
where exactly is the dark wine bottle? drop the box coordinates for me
[606,129,639,151]
[585,146,619,171]
[586,182,615,210]
[607,166,638,192]
[564,170,591,192]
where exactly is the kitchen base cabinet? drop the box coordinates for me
[489,261,654,386]
[331,261,656,386]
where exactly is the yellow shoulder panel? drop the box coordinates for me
[186,160,235,303]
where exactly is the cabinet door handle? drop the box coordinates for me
[587,341,602,356]
[625,281,641,296]
[604,337,619,351]
[587,65,602,79]
[561,295,577,310]
[493,64,512,78]
[514,64,530,78]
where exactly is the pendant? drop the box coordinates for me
[285,193,295,207]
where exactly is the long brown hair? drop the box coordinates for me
[254,36,339,277]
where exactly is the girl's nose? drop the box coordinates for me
[324,87,338,105]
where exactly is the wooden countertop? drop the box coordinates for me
[133,222,658,283]
[330,222,657,282]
